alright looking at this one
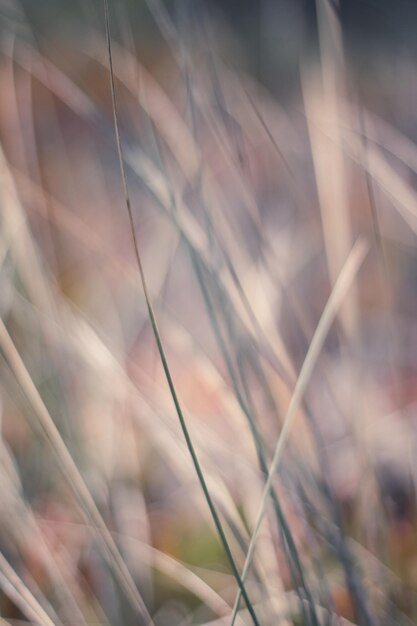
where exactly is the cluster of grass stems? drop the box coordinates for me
[0,1,417,625]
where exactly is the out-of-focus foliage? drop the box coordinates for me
[1,1,417,625]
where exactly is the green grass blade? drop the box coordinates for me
[102,2,260,624]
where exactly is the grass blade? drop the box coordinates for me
[0,318,153,624]
[0,552,59,626]
[102,2,260,624]
[230,237,369,625]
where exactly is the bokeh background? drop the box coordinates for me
[1,1,417,625]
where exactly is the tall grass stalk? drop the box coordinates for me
[103,2,260,624]
[230,238,368,625]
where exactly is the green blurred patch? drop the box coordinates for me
[175,523,227,569]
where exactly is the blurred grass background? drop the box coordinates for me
[1,1,417,625]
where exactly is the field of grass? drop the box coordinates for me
[1,1,417,625]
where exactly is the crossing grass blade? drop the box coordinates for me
[229,237,369,625]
